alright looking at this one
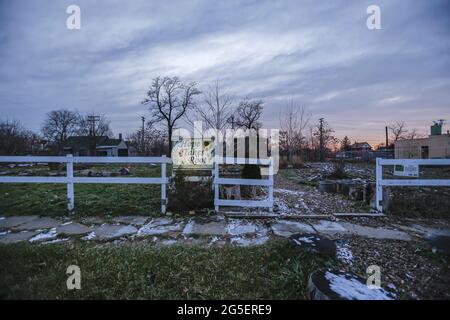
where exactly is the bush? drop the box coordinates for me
[168,171,213,213]
[241,164,261,179]
[327,160,348,179]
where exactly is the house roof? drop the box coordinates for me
[63,136,124,149]
[351,142,372,149]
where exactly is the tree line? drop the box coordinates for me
[0,75,426,158]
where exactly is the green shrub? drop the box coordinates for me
[168,171,213,213]
[241,164,261,179]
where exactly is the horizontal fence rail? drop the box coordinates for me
[0,155,171,213]
[213,157,274,212]
[375,157,450,213]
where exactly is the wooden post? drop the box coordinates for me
[214,161,219,212]
[375,157,383,213]
[161,155,167,214]
[268,157,274,212]
[66,154,74,212]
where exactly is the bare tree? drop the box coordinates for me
[388,121,408,142]
[340,136,351,151]
[126,122,167,156]
[407,128,425,139]
[41,109,78,150]
[142,76,201,151]
[314,118,334,161]
[191,80,235,132]
[279,100,310,163]
[0,119,41,155]
[76,114,112,137]
[234,97,263,130]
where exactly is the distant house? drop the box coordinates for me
[350,142,372,152]
[335,142,373,160]
[62,134,128,157]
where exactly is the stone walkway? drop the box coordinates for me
[1,214,448,247]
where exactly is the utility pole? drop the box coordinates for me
[141,116,145,154]
[87,114,100,156]
[319,118,324,161]
[87,115,100,137]
[385,126,389,148]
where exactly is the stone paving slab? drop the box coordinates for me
[137,222,184,236]
[339,222,411,241]
[112,216,149,226]
[0,231,38,244]
[230,235,269,247]
[227,219,259,236]
[29,228,58,243]
[94,224,138,240]
[183,220,227,236]
[0,216,39,229]
[56,222,93,235]
[311,220,348,235]
[13,217,60,231]
[271,220,315,237]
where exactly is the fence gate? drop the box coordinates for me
[213,157,274,212]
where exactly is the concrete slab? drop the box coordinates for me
[29,228,58,243]
[230,235,269,247]
[426,235,450,254]
[0,216,39,229]
[137,222,184,236]
[312,220,348,235]
[56,222,93,235]
[290,234,336,256]
[94,224,138,240]
[271,220,315,237]
[227,219,259,236]
[112,216,149,226]
[14,217,60,231]
[183,220,227,236]
[0,231,37,244]
[309,270,395,300]
[339,222,411,241]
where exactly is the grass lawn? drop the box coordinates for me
[0,164,166,217]
[0,240,328,299]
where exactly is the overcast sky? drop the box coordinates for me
[1,0,449,145]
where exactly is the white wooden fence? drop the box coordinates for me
[213,157,274,212]
[0,155,170,213]
[375,158,450,213]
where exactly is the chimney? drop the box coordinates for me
[119,133,123,140]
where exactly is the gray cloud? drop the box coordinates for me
[0,0,449,145]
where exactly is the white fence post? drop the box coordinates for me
[161,155,167,214]
[375,157,383,213]
[268,157,274,212]
[66,154,74,212]
[214,161,219,212]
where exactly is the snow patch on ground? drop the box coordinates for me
[336,242,353,265]
[42,238,70,244]
[227,219,258,235]
[230,235,269,247]
[81,231,96,241]
[325,271,394,300]
[274,188,305,196]
[29,228,57,243]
